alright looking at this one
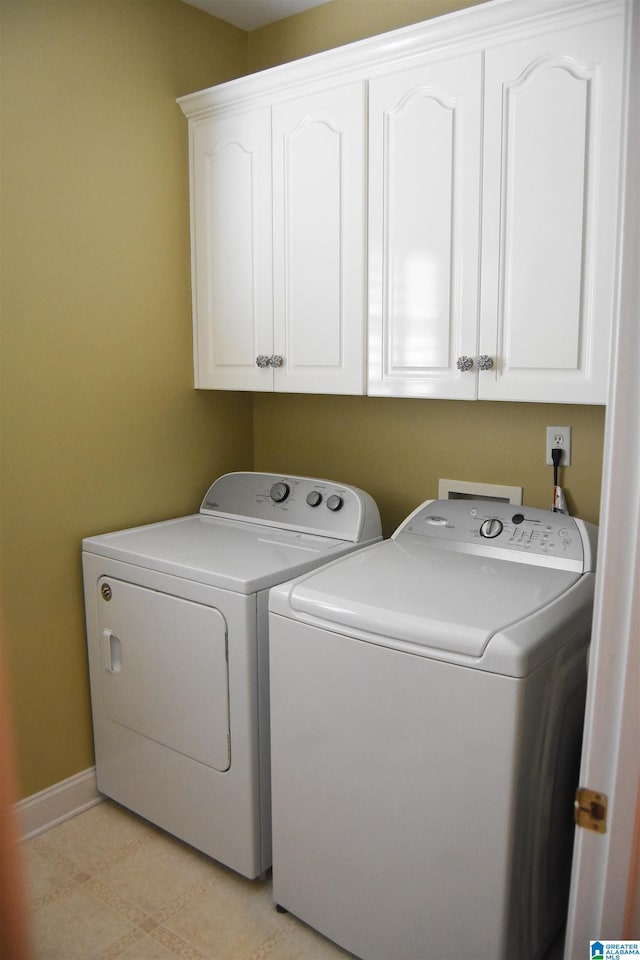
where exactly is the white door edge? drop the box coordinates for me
[564,0,640,950]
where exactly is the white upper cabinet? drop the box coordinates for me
[184,82,365,394]
[368,53,482,399]
[369,7,624,403]
[478,15,625,404]
[180,0,626,403]
[272,83,366,395]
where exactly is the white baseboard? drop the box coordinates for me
[17,767,103,840]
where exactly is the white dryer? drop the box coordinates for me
[82,472,381,879]
[269,499,597,960]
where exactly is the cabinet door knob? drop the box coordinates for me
[477,355,494,371]
[456,355,474,372]
[269,354,284,368]
[256,355,270,368]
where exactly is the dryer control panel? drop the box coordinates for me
[200,472,382,543]
[396,499,597,572]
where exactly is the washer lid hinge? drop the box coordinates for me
[574,787,608,833]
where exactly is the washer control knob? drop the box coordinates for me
[425,515,448,526]
[480,518,503,539]
[270,482,290,503]
[326,494,343,512]
[306,491,322,507]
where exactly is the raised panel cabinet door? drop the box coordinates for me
[272,82,366,395]
[368,53,482,399]
[191,108,274,390]
[479,12,624,403]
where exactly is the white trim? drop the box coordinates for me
[17,767,102,840]
[177,0,625,118]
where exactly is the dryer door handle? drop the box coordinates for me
[103,629,122,673]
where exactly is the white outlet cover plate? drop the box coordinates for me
[546,426,572,466]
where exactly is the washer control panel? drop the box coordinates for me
[200,472,381,543]
[398,499,596,569]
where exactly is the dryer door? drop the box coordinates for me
[97,577,230,772]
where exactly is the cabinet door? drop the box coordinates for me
[272,83,365,395]
[479,14,624,403]
[191,108,274,390]
[368,53,482,399]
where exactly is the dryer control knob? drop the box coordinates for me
[326,494,343,512]
[270,482,290,503]
[480,518,503,539]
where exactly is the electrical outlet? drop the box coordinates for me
[546,426,572,466]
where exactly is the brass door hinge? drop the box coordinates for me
[575,787,608,833]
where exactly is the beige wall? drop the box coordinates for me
[0,0,252,798]
[248,0,487,70]
[254,397,605,537]
[249,0,606,536]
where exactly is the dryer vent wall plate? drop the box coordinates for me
[438,479,523,505]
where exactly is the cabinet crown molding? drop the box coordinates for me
[177,0,624,119]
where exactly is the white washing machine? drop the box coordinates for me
[269,498,597,960]
[82,471,381,879]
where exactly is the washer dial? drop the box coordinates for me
[480,518,504,539]
[326,494,343,512]
[270,482,290,503]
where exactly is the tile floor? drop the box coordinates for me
[24,800,353,960]
[25,799,566,960]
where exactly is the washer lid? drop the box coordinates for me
[83,514,351,594]
[285,538,581,658]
